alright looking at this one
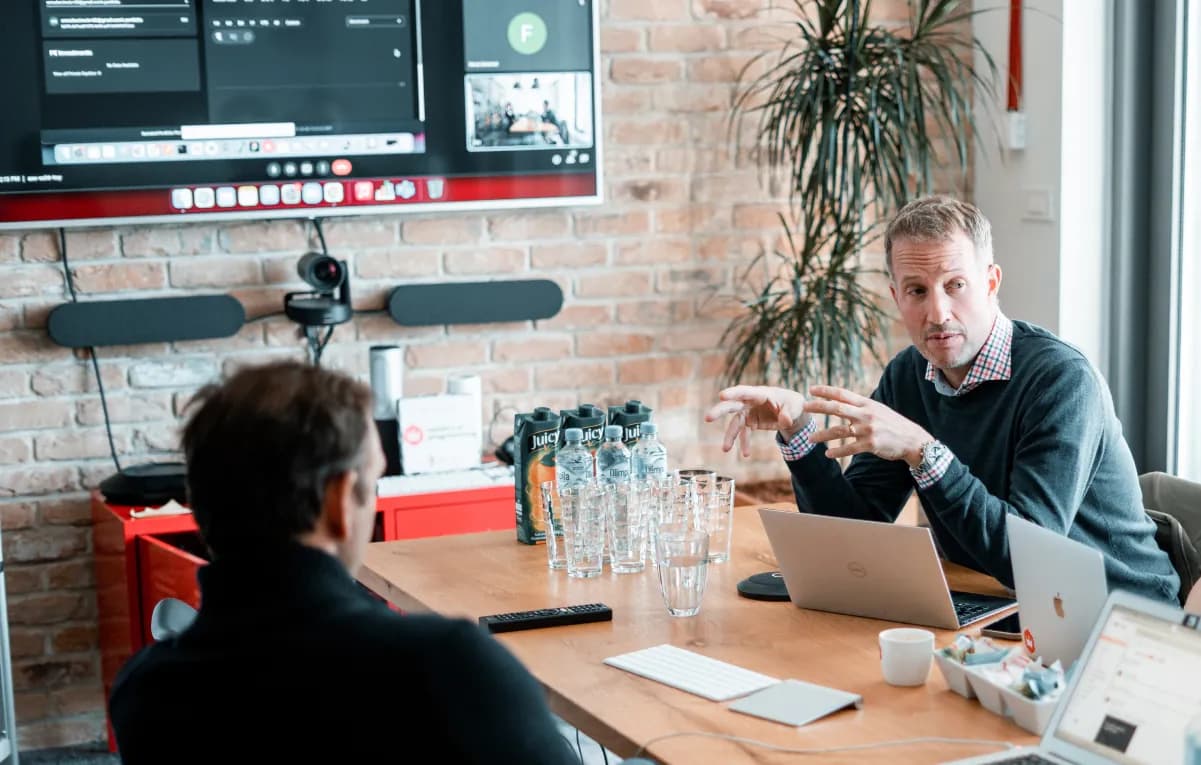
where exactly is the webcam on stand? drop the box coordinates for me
[284,251,352,365]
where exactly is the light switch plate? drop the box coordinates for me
[1022,187,1054,222]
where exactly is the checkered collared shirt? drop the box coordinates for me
[924,314,1013,397]
[778,314,1014,490]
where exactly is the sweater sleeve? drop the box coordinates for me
[918,357,1106,586]
[428,620,578,764]
[784,372,915,523]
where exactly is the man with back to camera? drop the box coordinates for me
[706,196,1180,603]
[109,361,578,764]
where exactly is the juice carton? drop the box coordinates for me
[514,406,560,544]
[559,403,606,470]
[608,400,653,449]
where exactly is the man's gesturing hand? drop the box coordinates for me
[704,385,810,458]
[803,385,933,466]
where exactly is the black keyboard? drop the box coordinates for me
[951,591,1016,626]
[989,754,1059,764]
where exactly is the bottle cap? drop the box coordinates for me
[604,425,623,439]
[564,427,583,441]
[579,403,603,417]
[534,406,553,420]
[640,422,657,435]
[625,400,642,413]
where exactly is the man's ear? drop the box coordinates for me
[987,262,1003,299]
[320,470,357,541]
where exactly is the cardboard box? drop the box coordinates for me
[398,393,482,474]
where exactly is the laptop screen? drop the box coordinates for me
[1052,604,1201,764]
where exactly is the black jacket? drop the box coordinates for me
[110,542,578,763]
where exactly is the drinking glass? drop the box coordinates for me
[538,480,568,570]
[560,482,605,579]
[606,482,647,574]
[674,468,716,493]
[655,524,709,617]
[702,475,735,564]
[646,478,699,563]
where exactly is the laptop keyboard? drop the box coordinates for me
[950,591,1016,626]
[988,755,1059,764]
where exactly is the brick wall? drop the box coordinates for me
[0,0,918,749]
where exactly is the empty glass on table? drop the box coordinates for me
[538,480,569,570]
[558,482,605,578]
[644,475,697,565]
[606,481,648,574]
[702,475,736,564]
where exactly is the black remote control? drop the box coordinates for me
[479,603,613,634]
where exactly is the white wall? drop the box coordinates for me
[972,0,1108,367]
[1058,1,1109,369]
[973,0,1063,334]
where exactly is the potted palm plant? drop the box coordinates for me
[722,0,1000,390]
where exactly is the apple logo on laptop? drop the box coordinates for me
[1053,593,1065,618]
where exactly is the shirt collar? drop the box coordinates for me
[924,314,1013,397]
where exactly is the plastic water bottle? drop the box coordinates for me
[631,422,668,479]
[597,425,632,484]
[556,428,595,487]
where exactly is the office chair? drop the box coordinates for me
[1139,471,1201,604]
[150,598,198,641]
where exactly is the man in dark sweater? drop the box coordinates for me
[109,362,578,763]
[707,196,1179,603]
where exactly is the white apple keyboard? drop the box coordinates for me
[603,644,779,702]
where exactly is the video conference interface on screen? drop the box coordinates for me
[0,0,598,223]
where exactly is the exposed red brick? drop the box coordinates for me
[619,356,696,384]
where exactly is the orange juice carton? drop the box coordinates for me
[559,403,606,465]
[608,400,653,449]
[514,406,560,544]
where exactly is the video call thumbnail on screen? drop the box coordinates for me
[0,0,600,226]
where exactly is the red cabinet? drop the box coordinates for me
[377,485,514,540]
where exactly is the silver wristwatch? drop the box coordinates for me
[912,440,947,474]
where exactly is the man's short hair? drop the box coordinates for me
[181,361,373,557]
[884,196,993,275]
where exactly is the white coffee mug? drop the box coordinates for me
[878,628,935,686]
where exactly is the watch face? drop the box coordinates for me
[923,441,945,467]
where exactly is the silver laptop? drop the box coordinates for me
[1007,515,1109,668]
[947,589,1201,764]
[758,509,1014,629]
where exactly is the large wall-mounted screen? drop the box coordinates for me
[0,0,601,230]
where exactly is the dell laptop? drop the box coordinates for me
[1006,515,1109,668]
[758,509,1014,630]
[947,588,1201,764]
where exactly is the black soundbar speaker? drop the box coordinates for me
[47,295,245,348]
[386,279,563,326]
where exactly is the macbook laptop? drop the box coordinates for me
[947,589,1201,764]
[1007,515,1109,668]
[758,509,1015,630]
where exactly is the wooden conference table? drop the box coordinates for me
[358,505,1037,764]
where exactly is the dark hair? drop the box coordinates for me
[181,361,373,557]
[884,195,993,275]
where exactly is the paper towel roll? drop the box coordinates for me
[447,373,483,455]
[447,373,481,400]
